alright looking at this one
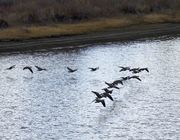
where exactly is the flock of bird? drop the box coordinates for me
[5,64,148,107]
[5,65,98,73]
[90,66,149,107]
[5,65,47,73]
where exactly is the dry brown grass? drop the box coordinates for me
[0,17,135,40]
[0,13,180,40]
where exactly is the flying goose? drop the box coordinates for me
[102,88,113,94]
[112,79,123,85]
[130,75,142,81]
[105,82,119,89]
[102,92,114,101]
[6,65,16,70]
[67,67,78,73]
[89,67,99,71]
[139,68,149,73]
[92,91,113,101]
[23,66,33,73]
[119,66,131,72]
[121,76,131,81]
[35,66,47,71]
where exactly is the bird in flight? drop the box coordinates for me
[105,82,120,89]
[23,66,33,73]
[35,66,47,71]
[119,66,131,72]
[89,67,99,71]
[67,67,78,73]
[92,91,113,101]
[6,65,16,70]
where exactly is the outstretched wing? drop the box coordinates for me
[92,91,101,98]
[100,100,106,107]
[28,67,33,73]
[67,67,72,71]
[131,76,141,81]
[145,68,149,72]
[135,77,141,81]
[105,93,113,101]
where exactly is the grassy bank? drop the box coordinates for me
[0,13,180,41]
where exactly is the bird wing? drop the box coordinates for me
[105,82,112,87]
[67,67,72,71]
[119,80,123,85]
[92,91,101,98]
[118,66,124,68]
[145,68,149,72]
[114,86,119,89]
[35,66,42,70]
[105,93,114,101]
[112,80,118,85]
[131,76,141,81]
[135,77,141,81]
[28,67,33,73]
[100,100,106,107]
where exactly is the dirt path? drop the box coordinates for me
[0,23,180,53]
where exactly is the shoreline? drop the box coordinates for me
[0,23,180,53]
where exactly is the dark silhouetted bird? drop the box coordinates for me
[130,75,142,81]
[105,82,119,89]
[35,66,47,71]
[6,65,16,70]
[102,92,114,101]
[130,68,140,73]
[121,76,131,81]
[89,67,99,71]
[119,66,130,72]
[67,67,78,73]
[112,79,123,85]
[92,91,113,101]
[102,88,113,94]
[23,66,33,73]
[92,91,102,98]
[139,68,149,73]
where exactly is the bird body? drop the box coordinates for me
[89,67,99,71]
[102,88,113,94]
[130,67,149,73]
[67,67,77,73]
[121,76,131,81]
[105,82,119,89]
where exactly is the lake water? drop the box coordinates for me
[0,36,180,140]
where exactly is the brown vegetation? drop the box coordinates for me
[0,0,180,40]
[0,0,180,26]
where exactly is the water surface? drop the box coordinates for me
[0,36,180,139]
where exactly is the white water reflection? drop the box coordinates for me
[0,36,180,139]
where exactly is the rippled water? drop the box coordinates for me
[0,36,180,139]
